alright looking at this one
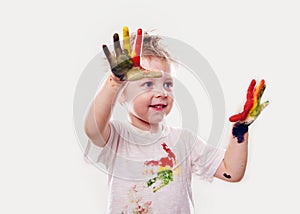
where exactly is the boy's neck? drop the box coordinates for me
[129,118,162,133]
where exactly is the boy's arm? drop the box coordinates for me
[214,129,249,182]
[84,75,123,147]
[214,79,269,182]
[84,26,162,147]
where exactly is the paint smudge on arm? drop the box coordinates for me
[232,122,249,143]
[223,173,232,179]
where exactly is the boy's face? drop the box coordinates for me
[121,57,174,130]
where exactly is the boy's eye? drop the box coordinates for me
[164,82,173,89]
[143,81,153,88]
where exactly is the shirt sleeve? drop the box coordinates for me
[190,134,225,182]
[83,120,121,164]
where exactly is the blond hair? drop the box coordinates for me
[130,31,174,62]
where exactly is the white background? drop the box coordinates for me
[1,0,299,213]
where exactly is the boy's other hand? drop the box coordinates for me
[229,79,269,125]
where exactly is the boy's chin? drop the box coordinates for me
[148,114,166,124]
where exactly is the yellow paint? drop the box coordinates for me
[123,26,131,55]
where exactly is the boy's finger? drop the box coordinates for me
[142,70,163,79]
[134,28,143,56]
[229,112,243,122]
[241,79,256,120]
[247,79,256,100]
[249,99,269,117]
[125,68,163,81]
[132,28,143,67]
[255,80,266,103]
[259,100,269,112]
[123,26,131,55]
[242,97,254,121]
[113,33,122,58]
[103,44,116,68]
[243,97,254,112]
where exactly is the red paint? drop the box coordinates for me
[229,79,256,122]
[145,143,176,167]
[132,56,141,67]
[137,28,142,35]
[133,28,142,67]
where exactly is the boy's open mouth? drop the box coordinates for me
[149,104,167,110]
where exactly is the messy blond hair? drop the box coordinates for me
[130,31,174,62]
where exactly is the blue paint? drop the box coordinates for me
[232,122,248,143]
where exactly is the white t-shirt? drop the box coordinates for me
[86,120,225,214]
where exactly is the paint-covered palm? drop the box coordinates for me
[102,26,162,81]
[229,79,269,143]
[229,79,269,125]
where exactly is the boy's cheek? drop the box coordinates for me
[121,83,150,100]
[165,99,174,114]
[123,92,144,103]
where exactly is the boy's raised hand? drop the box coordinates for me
[229,79,269,143]
[229,79,269,125]
[102,26,162,81]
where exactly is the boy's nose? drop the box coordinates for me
[154,88,168,98]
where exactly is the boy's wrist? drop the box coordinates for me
[108,74,125,87]
[232,122,249,143]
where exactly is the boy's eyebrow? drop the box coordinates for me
[164,77,173,81]
[136,75,174,84]
[139,78,155,82]
[163,75,174,81]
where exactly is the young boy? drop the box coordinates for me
[84,26,268,214]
